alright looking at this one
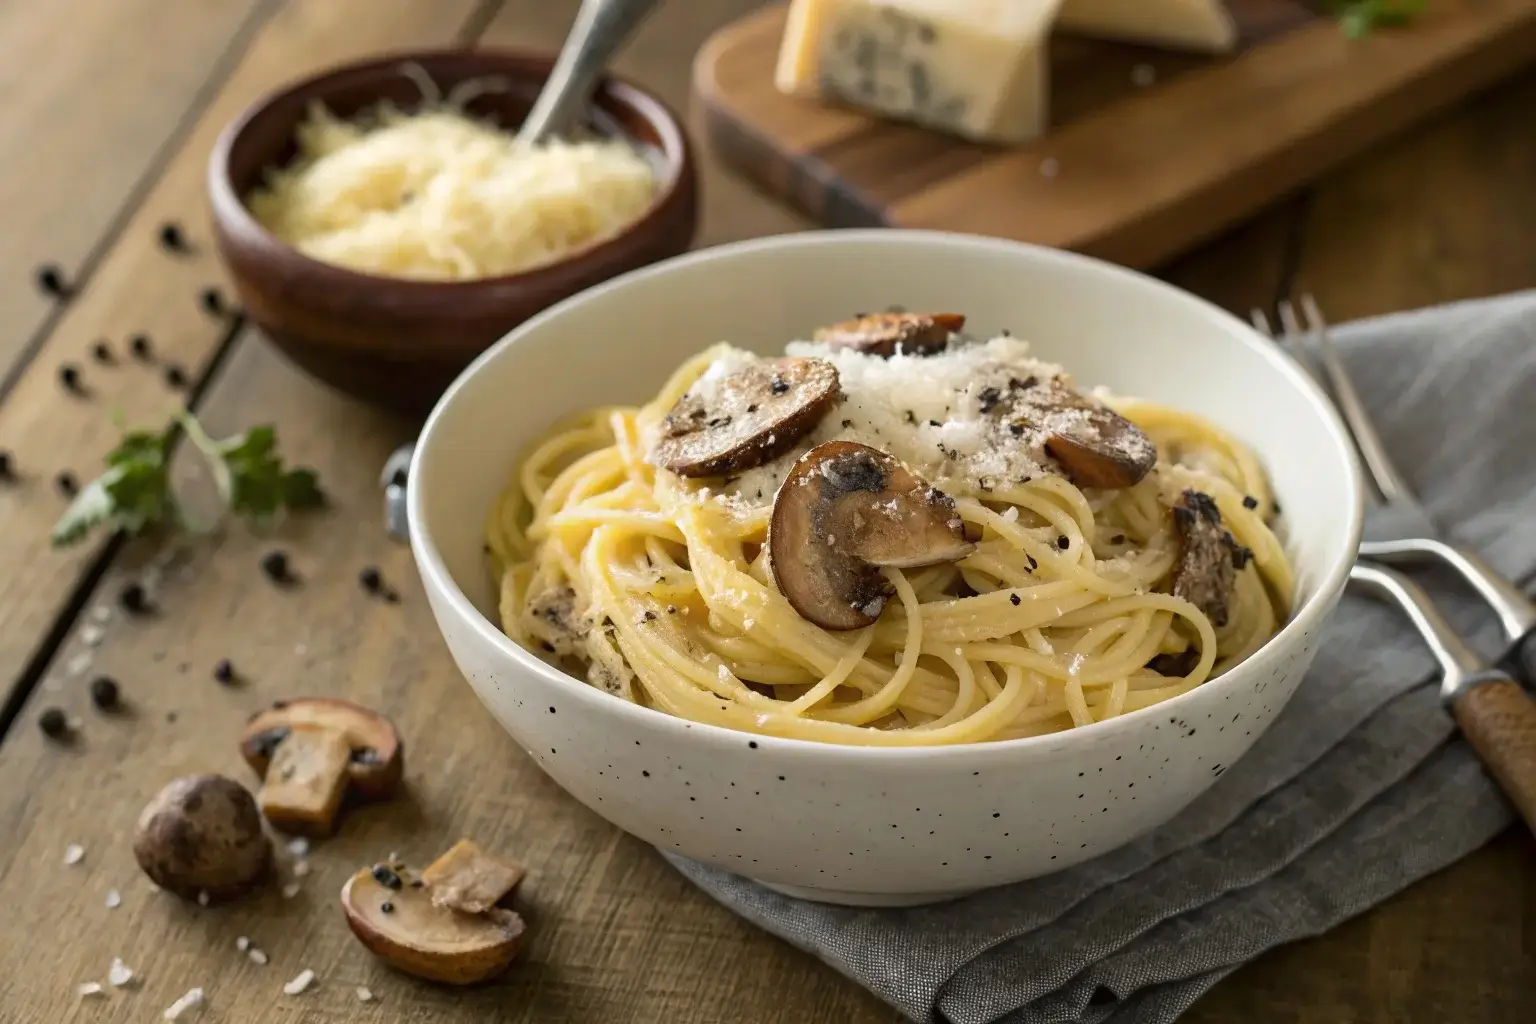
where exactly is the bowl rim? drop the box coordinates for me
[409,229,1366,761]
[205,45,693,296]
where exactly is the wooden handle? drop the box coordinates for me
[1452,677,1536,833]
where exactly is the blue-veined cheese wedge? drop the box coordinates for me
[1056,0,1238,53]
[774,0,1065,145]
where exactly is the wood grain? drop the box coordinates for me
[693,0,1536,268]
[0,0,272,381]
[1453,678,1536,835]
[0,0,493,719]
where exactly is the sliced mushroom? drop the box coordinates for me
[769,441,974,630]
[999,378,1157,490]
[1169,489,1243,628]
[133,774,272,902]
[341,865,524,985]
[421,839,526,915]
[258,723,353,836]
[1147,647,1200,678]
[650,356,840,478]
[812,312,966,357]
[240,698,403,801]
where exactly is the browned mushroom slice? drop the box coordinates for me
[240,698,403,801]
[1035,383,1157,490]
[1169,490,1239,628]
[341,865,525,985]
[813,312,966,357]
[769,441,975,631]
[650,357,840,477]
[422,839,526,915]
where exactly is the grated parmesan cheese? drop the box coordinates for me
[246,93,656,282]
[711,336,1068,507]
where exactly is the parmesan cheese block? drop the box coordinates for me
[1056,0,1238,54]
[774,0,1064,145]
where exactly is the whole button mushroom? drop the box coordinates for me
[133,774,272,902]
[239,698,404,836]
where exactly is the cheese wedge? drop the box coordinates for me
[1056,0,1238,53]
[774,0,1065,145]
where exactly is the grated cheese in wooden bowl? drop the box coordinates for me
[245,79,657,282]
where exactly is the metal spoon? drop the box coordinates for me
[517,0,664,145]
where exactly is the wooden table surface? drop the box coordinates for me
[0,2,1530,1022]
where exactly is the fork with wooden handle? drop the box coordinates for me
[1349,563,1536,834]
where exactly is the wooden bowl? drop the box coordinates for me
[207,48,699,418]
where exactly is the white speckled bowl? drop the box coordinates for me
[409,230,1364,906]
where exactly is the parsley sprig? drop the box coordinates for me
[1329,0,1428,38]
[52,411,323,548]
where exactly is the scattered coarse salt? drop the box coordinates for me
[146,881,161,894]
[66,651,93,677]
[1039,158,1060,180]
[248,948,269,966]
[281,882,301,899]
[283,968,316,995]
[81,624,105,646]
[197,889,211,907]
[66,714,84,731]
[78,982,105,998]
[162,987,204,1020]
[107,958,135,987]
[1131,63,1156,88]
[235,936,250,952]
[285,837,310,857]
[292,859,311,878]
[64,843,85,865]
[386,851,399,863]
[105,888,122,909]
[355,986,375,1002]
[90,603,112,624]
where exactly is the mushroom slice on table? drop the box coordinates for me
[769,441,975,631]
[1008,378,1157,490]
[240,697,403,801]
[812,312,966,357]
[650,356,840,477]
[133,774,272,902]
[341,864,525,985]
[1169,489,1249,629]
[421,839,526,915]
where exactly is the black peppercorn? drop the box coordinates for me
[119,581,149,614]
[90,340,112,363]
[38,707,69,738]
[380,901,395,914]
[56,471,77,497]
[0,451,12,479]
[158,223,187,251]
[129,334,152,360]
[260,550,291,583]
[199,287,225,316]
[59,363,83,393]
[213,659,235,685]
[1057,535,1070,550]
[1242,495,1259,510]
[35,264,69,298]
[163,364,188,389]
[89,676,120,710]
[359,567,382,593]
[371,864,403,890]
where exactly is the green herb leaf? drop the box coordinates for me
[52,427,178,548]
[1330,0,1428,38]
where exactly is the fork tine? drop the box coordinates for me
[1250,308,1273,337]
[1298,294,1412,503]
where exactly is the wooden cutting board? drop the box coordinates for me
[692,0,1536,269]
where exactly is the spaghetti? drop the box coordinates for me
[487,326,1292,746]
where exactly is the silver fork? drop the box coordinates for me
[1256,294,1536,685]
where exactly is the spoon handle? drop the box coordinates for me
[517,0,663,144]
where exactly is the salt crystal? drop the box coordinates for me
[1039,158,1059,180]
[63,843,85,865]
[386,851,399,863]
[292,860,310,878]
[78,982,105,997]
[105,889,121,909]
[66,715,83,731]
[285,837,310,857]
[1132,63,1156,88]
[90,604,112,624]
[294,644,307,656]
[235,936,250,952]
[81,625,105,646]
[197,889,210,907]
[282,882,301,899]
[162,988,204,1020]
[248,948,269,966]
[107,958,135,987]
[355,986,375,1002]
[283,968,316,995]
[66,652,93,677]
[146,881,161,894]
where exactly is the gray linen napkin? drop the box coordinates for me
[665,290,1536,1024]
